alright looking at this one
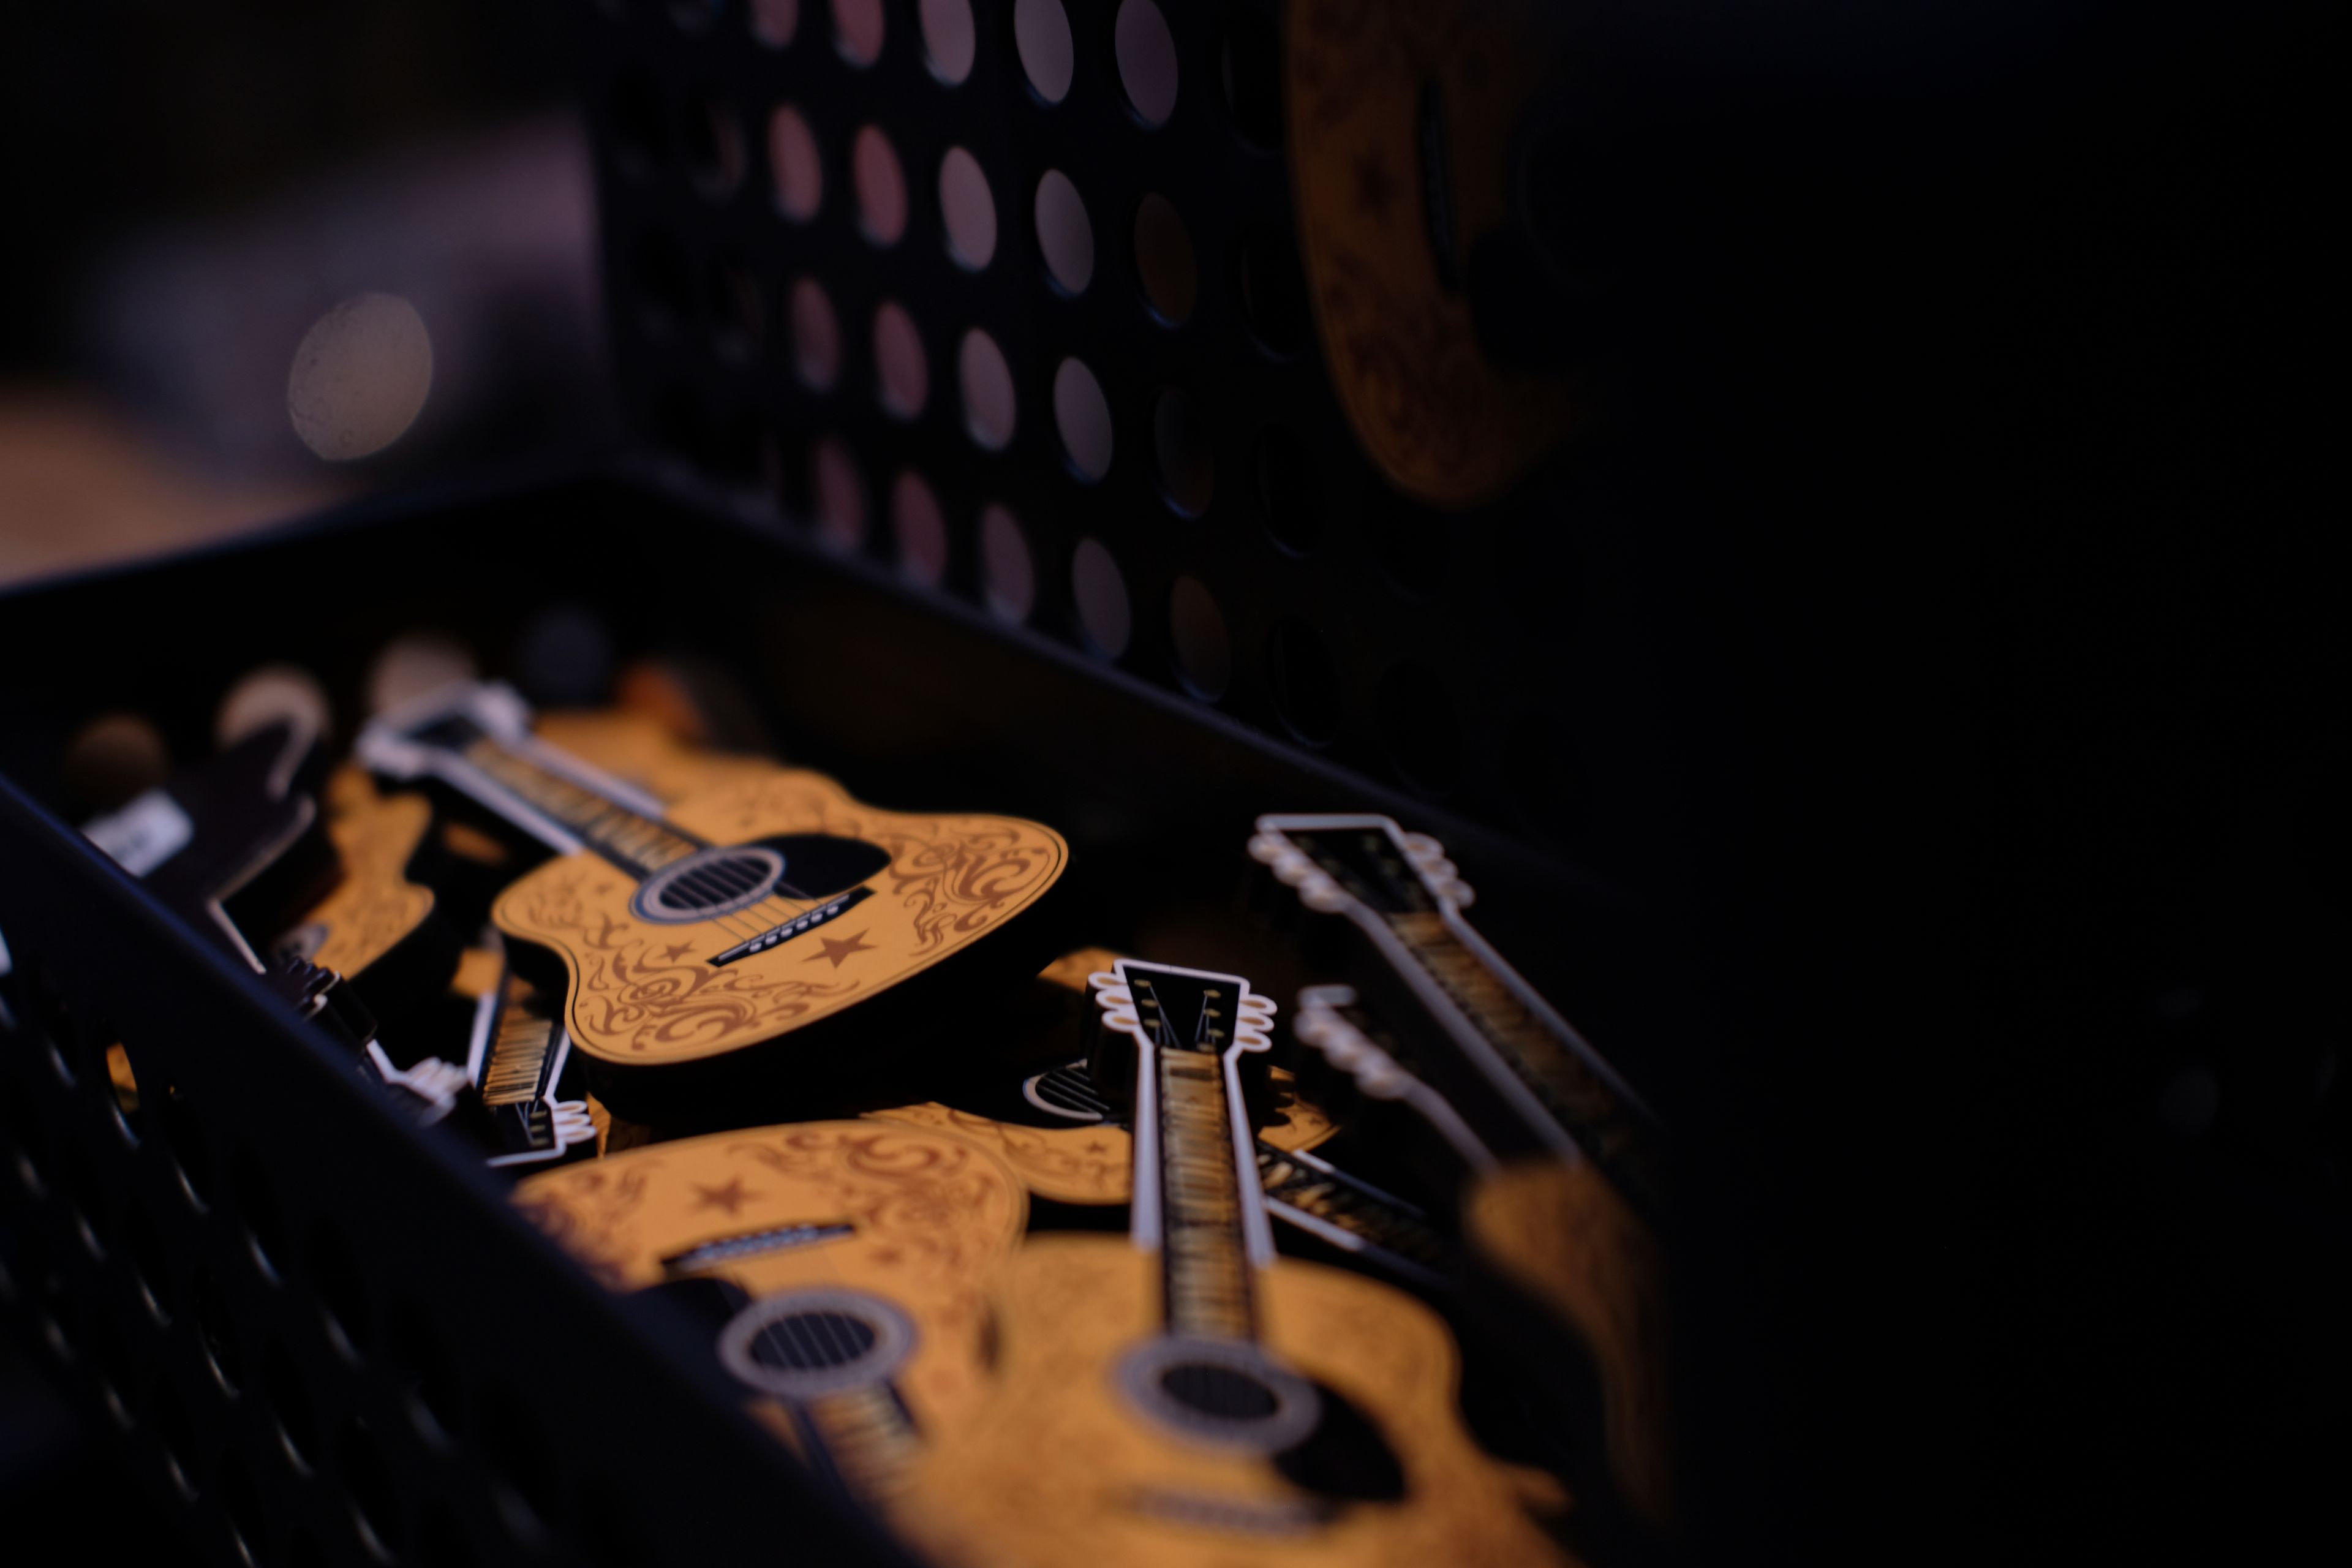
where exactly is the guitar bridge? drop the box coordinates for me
[706,886,874,967]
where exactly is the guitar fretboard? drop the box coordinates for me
[1140,977,1258,1342]
[459,736,703,879]
[480,1009,556,1107]
[800,1383,924,1502]
[1389,911,1655,1204]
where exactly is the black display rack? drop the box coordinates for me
[0,462,1684,1566]
[1,3,1708,1563]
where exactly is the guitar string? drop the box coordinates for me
[475,735,875,954]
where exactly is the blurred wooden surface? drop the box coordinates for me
[0,388,343,587]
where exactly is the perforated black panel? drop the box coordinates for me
[574,1,1608,859]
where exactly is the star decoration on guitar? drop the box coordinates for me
[658,940,695,961]
[804,930,877,969]
[690,1177,757,1215]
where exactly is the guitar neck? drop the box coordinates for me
[1382,910,1657,1207]
[1117,967,1277,1343]
[428,719,704,878]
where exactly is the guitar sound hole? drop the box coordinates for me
[714,1288,915,1401]
[631,846,784,923]
[751,1310,878,1372]
[1118,1338,1322,1451]
[1161,1362,1281,1420]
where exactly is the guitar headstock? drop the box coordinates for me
[1084,958,1277,1107]
[1248,813,1474,921]
[355,679,535,780]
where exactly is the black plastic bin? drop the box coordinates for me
[0,461,1678,1566]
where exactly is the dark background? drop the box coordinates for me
[2,2,2340,1563]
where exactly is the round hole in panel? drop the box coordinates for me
[1053,358,1114,481]
[1237,225,1310,356]
[769,106,824,222]
[681,96,746,200]
[481,1380,561,1535]
[153,1374,200,1500]
[1115,1,1180,127]
[609,69,669,173]
[831,0,886,66]
[631,229,693,334]
[516,603,617,710]
[706,254,764,360]
[223,1451,266,1565]
[1376,663,1464,796]
[872,301,929,420]
[1221,10,1281,148]
[959,329,1016,450]
[52,1139,107,1259]
[1133,194,1197,324]
[392,1299,463,1446]
[852,125,908,246]
[307,1217,372,1363]
[891,472,950,587]
[576,1485,659,1568]
[788,277,841,390]
[751,0,799,47]
[59,711,169,817]
[123,1204,172,1325]
[194,1267,242,1395]
[810,437,869,549]
[1014,0,1074,104]
[2,1087,50,1196]
[1503,714,1587,845]
[979,506,1035,623]
[342,1415,402,1561]
[364,630,477,717]
[232,1145,285,1283]
[95,1048,138,1148]
[1153,389,1214,515]
[1253,426,1319,554]
[1071,538,1132,658]
[1369,483,1449,605]
[265,1340,318,1474]
[919,0,976,84]
[1168,577,1232,699]
[1267,619,1342,745]
[158,1088,212,1210]
[419,1504,480,1568]
[939,147,997,270]
[1035,171,1093,295]
[80,1310,131,1428]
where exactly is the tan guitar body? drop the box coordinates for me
[514,1121,1027,1453]
[533,709,775,803]
[898,1235,1575,1568]
[1465,1158,1673,1525]
[871,947,1340,1204]
[491,767,1066,1066]
[284,766,434,978]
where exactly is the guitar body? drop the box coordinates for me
[514,1120,1028,1449]
[872,1074,1335,1205]
[870,943,1338,1204]
[1464,1158,1672,1525]
[532,709,774,803]
[272,766,456,1017]
[899,1234,1571,1568]
[489,766,1066,1066]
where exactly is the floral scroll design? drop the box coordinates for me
[500,771,1065,1058]
[512,1124,1026,1300]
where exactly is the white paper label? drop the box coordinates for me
[84,790,195,878]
